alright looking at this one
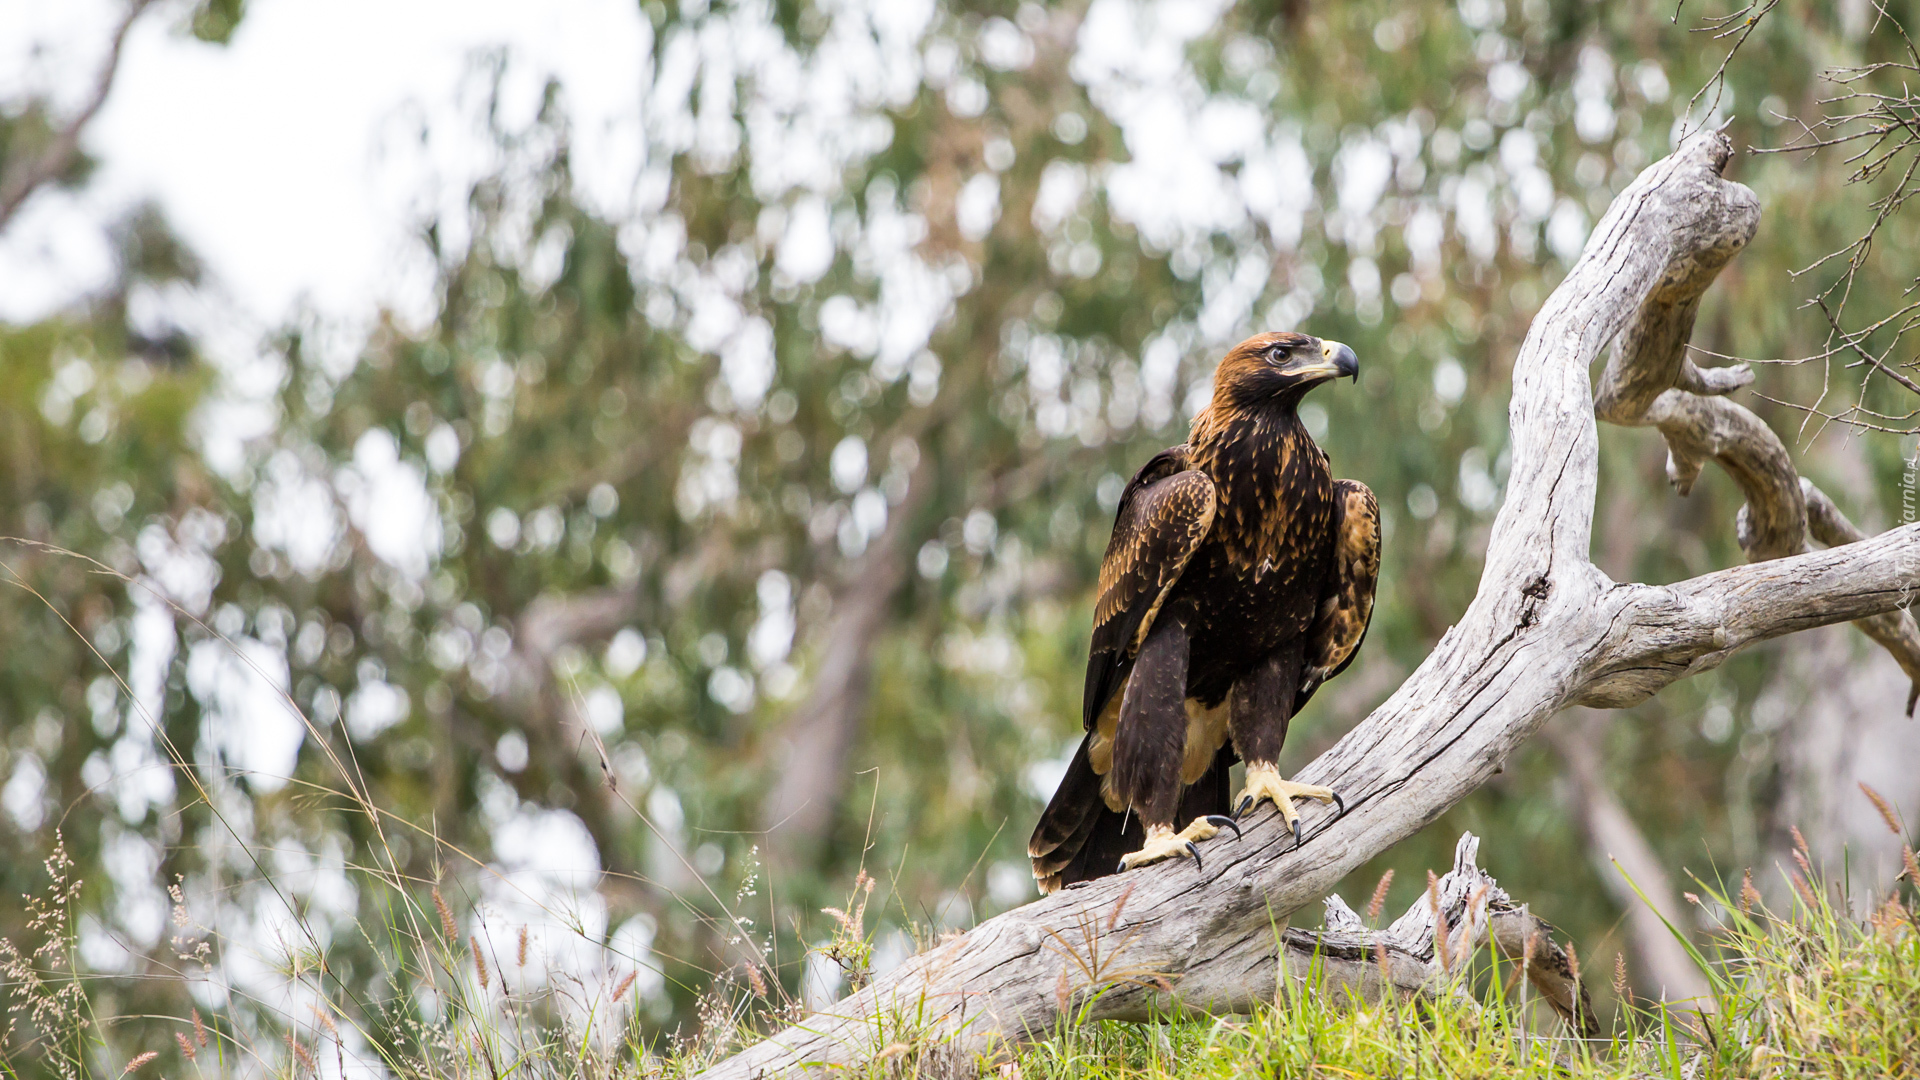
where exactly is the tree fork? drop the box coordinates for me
[698,131,1920,1078]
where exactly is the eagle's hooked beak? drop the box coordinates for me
[1321,339,1359,380]
[1279,339,1359,383]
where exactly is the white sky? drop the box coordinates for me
[0,0,650,326]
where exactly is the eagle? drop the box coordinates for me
[1029,331,1379,893]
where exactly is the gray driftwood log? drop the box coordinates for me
[699,131,1920,1077]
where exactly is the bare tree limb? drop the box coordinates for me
[1589,146,1920,711]
[0,0,155,232]
[698,132,1920,1078]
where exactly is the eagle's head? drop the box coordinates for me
[1211,331,1359,407]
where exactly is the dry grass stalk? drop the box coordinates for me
[1106,881,1135,933]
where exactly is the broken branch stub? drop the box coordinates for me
[698,131,1920,1079]
[1271,834,1595,1038]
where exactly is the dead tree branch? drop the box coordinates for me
[0,0,155,232]
[1592,189,1920,712]
[699,131,1920,1078]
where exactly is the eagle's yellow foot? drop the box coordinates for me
[1234,762,1344,848]
[1117,815,1243,875]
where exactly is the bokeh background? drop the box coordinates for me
[2,0,1918,1068]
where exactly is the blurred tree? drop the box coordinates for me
[4,0,1920,1062]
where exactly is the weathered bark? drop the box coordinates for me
[1273,834,1595,1038]
[1547,711,1711,1006]
[700,132,1920,1078]
[1594,250,1920,709]
[1170,833,1592,1035]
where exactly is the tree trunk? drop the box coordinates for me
[698,132,1920,1078]
[1756,623,1920,914]
[1547,711,1711,1006]
[758,473,924,864]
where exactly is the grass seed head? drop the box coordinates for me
[174,1032,196,1061]
[1613,952,1630,1002]
[1741,869,1761,913]
[432,885,457,944]
[1861,782,1902,836]
[120,1052,158,1076]
[1792,844,1815,883]
[1368,869,1394,923]
[746,961,768,999]
[613,969,639,1003]
[471,935,489,990]
[517,924,530,967]
[286,1033,315,1073]
[1792,871,1819,909]
[192,1009,207,1048]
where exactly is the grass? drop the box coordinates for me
[1,810,1917,1078]
[1,546,1916,1078]
[1006,850,1920,1080]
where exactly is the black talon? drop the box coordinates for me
[1117,859,1129,874]
[1206,814,1243,840]
[1234,795,1254,820]
[1330,792,1346,817]
[1291,819,1304,850]
[1186,841,1203,873]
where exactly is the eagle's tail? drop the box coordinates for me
[1028,736,1106,894]
[1029,740,1235,894]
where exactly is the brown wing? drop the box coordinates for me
[1295,479,1380,712]
[1081,447,1216,732]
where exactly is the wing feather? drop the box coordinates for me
[1295,479,1380,712]
[1081,447,1216,733]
